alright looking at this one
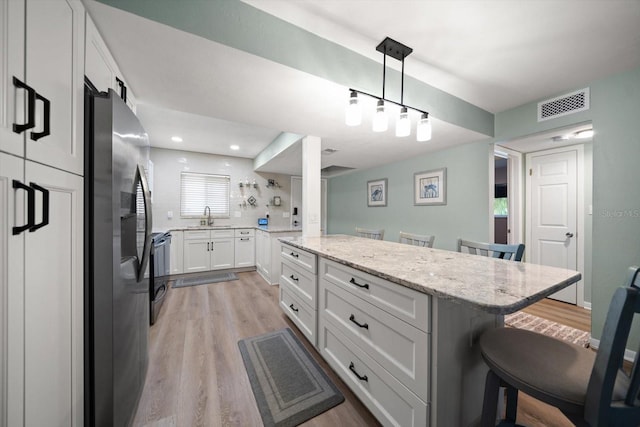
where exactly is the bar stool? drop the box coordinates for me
[457,238,525,262]
[355,227,384,240]
[399,231,435,248]
[479,266,640,426]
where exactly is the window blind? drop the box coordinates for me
[180,172,230,218]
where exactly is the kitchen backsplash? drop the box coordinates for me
[150,147,295,231]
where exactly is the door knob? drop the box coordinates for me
[566,232,574,238]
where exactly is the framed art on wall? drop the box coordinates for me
[414,168,446,205]
[367,178,387,207]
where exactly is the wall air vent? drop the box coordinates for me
[538,88,589,122]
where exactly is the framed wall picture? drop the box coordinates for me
[367,178,387,207]
[414,168,446,205]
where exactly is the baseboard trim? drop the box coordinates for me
[582,301,592,310]
[589,337,636,362]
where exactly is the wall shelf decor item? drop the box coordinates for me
[414,168,446,206]
[367,178,388,207]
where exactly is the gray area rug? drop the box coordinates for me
[238,328,344,427]
[172,272,238,288]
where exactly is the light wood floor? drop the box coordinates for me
[133,271,591,427]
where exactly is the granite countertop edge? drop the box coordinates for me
[280,237,581,315]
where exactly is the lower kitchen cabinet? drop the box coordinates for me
[169,230,183,274]
[234,228,255,268]
[183,229,235,273]
[1,153,83,426]
[256,229,302,285]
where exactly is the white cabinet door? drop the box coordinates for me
[0,0,25,157]
[24,0,84,175]
[23,160,83,427]
[211,238,234,270]
[262,232,272,279]
[169,230,184,274]
[1,153,25,427]
[183,239,210,273]
[234,236,255,268]
[255,230,264,272]
[84,14,114,93]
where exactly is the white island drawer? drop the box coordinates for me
[281,260,316,306]
[321,278,429,401]
[281,244,316,274]
[319,322,428,427]
[320,258,430,332]
[280,284,316,346]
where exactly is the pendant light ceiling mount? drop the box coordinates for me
[346,37,432,142]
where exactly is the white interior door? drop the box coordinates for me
[526,148,579,304]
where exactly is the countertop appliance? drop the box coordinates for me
[84,80,152,427]
[150,231,171,325]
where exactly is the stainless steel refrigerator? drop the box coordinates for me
[84,81,152,427]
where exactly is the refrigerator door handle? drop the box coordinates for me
[136,163,153,281]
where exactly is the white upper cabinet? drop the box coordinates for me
[0,0,26,157]
[24,0,85,175]
[85,14,137,113]
[1,0,85,175]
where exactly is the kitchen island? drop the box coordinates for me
[279,235,581,427]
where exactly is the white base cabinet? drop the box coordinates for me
[169,230,184,274]
[234,228,255,268]
[256,230,302,285]
[183,229,235,273]
[2,153,84,427]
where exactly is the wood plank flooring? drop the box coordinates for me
[133,271,380,427]
[133,272,592,427]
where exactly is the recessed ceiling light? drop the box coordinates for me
[171,136,183,143]
[230,145,240,150]
[574,129,594,139]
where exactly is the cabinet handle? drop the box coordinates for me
[241,231,249,234]
[12,77,36,134]
[29,182,49,232]
[290,252,299,258]
[116,77,127,102]
[30,93,50,141]
[349,314,369,329]
[348,362,368,382]
[210,241,214,250]
[349,277,369,289]
[290,274,299,282]
[240,238,249,241]
[289,303,298,313]
[12,180,35,235]
[207,242,210,251]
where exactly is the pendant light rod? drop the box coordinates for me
[382,48,386,99]
[348,88,428,117]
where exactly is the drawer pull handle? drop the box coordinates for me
[349,278,369,289]
[290,252,299,258]
[349,362,368,382]
[349,314,369,329]
[289,303,299,313]
[290,274,299,282]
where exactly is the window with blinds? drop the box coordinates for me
[180,172,230,218]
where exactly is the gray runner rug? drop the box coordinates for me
[238,328,344,427]
[172,272,238,288]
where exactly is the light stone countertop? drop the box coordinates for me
[280,234,582,315]
[166,225,302,233]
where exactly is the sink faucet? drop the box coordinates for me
[204,206,214,226]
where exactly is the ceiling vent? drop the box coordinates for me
[322,148,338,155]
[321,165,355,177]
[537,88,589,122]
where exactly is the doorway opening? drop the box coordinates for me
[494,123,593,307]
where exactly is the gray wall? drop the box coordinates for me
[494,65,640,348]
[327,141,491,252]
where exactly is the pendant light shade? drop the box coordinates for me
[345,91,362,126]
[372,100,388,132]
[416,112,432,142]
[395,107,410,137]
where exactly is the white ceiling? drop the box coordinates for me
[85,0,640,176]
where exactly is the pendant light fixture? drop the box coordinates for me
[346,37,432,142]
